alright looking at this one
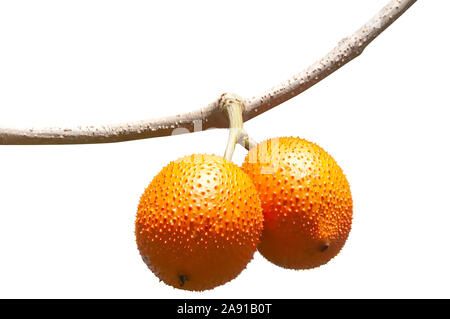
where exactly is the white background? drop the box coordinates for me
[0,1,449,298]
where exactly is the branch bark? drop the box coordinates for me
[0,0,416,145]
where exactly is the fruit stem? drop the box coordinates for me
[238,130,257,151]
[221,93,255,160]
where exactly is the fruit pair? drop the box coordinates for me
[135,137,353,291]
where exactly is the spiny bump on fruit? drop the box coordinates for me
[241,137,353,270]
[136,154,263,291]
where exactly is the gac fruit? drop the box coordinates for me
[241,137,352,269]
[136,154,263,291]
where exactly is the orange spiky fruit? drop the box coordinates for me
[242,137,353,269]
[136,154,263,291]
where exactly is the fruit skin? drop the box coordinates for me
[136,154,263,291]
[242,137,353,270]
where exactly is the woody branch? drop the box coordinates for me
[0,0,416,145]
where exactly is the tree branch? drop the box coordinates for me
[0,0,416,145]
[243,0,417,121]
